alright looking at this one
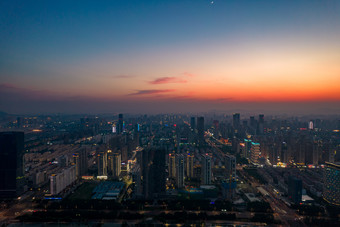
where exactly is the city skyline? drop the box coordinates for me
[1,0,340,114]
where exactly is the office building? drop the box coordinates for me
[197,117,205,145]
[223,155,237,199]
[97,150,108,176]
[117,113,124,134]
[288,176,302,204]
[142,149,166,199]
[202,154,212,185]
[190,117,196,131]
[323,162,340,205]
[233,113,240,129]
[0,132,25,198]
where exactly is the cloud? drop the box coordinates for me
[182,72,196,77]
[128,89,176,96]
[149,77,187,85]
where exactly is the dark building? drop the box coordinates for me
[258,114,264,135]
[197,117,205,145]
[73,149,88,179]
[190,117,196,131]
[0,132,25,199]
[288,176,302,204]
[142,148,166,199]
[117,114,124,134]
[232,113,240,129]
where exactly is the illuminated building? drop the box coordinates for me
[250,142,260,164]
[176,154,185,188]
[323,162,340,205]
[186,153,194,179]
[288,176,302,204]
[168,153,176,178]
[202,154,212,185]
[0,132,25,198]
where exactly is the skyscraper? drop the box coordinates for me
[223,154,237,199]
[97,150,108,176]
[190,117,196,131]
[0,132,25,198]
[202,154,212,185]
[176,154,185,188]
[258,114,264,135]
[323,162,340,205]
[108,151,121,178]
[197,117,205,145]
[232,113,240,129]
[117,113,124,134]
[142,149,166,199]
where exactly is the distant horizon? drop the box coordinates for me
[1,1,340,115]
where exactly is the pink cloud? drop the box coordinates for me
[149,77,187,85]
[128,89,176,96]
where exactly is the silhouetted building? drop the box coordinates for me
[233,113,240,129]
[258,114,264,135]
[190,117,196,131]
[197,117,205,145]
[117,114,124,134]
[223,154,237,199]
[288,176,302,204]
[142,149,166,199]
[0,132,25,198]
[168,153,176,178]
[323,162,340,205]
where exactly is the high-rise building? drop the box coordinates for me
[323,162,340,205]
[288,176,302,204]
[112,153,121,178]
[197,117,205,145]
[176,154,185,188]
[97,150,108,176]
[258,114,264,135]
[223,154,237,200]
[250,142,260,164]
[202,154,212,185]
[117,113,124,134]
[232,113,240,129]
[0,132,25,198]
[190,117,196,131]
[168,153,176,178]
[142,149,166,199]
[186,153,194,179]
[73,149,87,179]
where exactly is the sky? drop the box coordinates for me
[1,0,340,114]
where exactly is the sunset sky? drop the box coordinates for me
[1,0,340,114]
